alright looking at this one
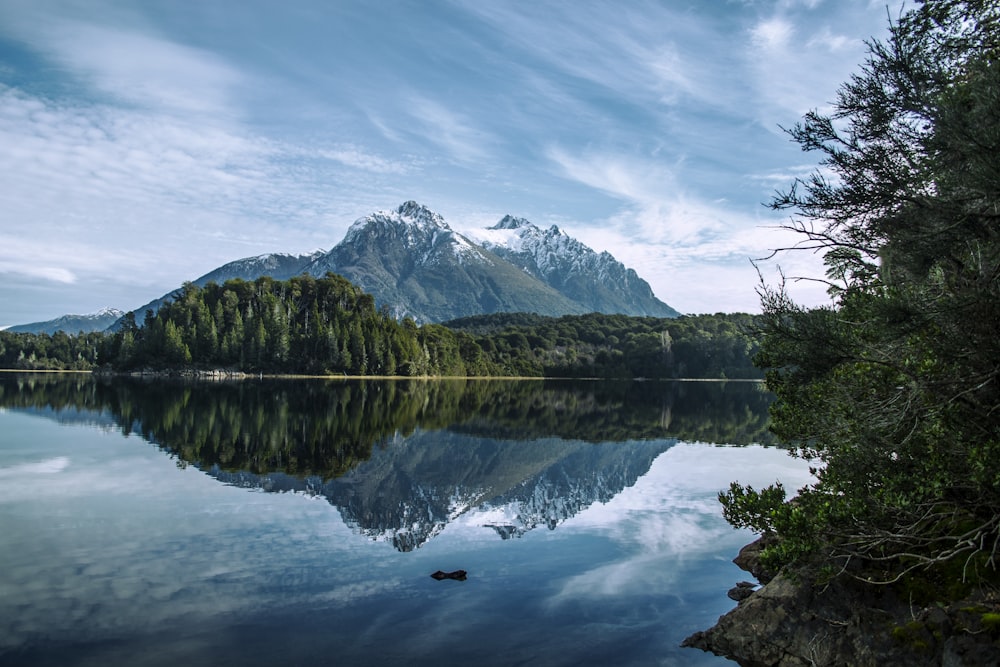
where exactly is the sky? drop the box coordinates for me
[0,0,900,327]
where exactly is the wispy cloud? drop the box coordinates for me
[541,142,840,312]
[317,146,412,175]
[743,4,879,121]
[751,17,795,51]
[545,147,718,245]
[46,23,245,117]
[0,0,895,321]
[0,79,400,290]
[457,1,716,108]
[402,94,497,163]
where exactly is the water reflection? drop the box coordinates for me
[0,373,798,667]
[1,374,774,453]
[1,374,774,552]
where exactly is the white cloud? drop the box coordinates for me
[0,263,77,285]
[457,2,713,109]
[317,147,411,175]
[403,95,496,163]
[0,0,896,321]
[48,23,245,117]
[743,5,883,121]
[0,84,391,296]
[751,17,795,50]
[0,3,246,118]
[542,146,819,312]
[545,147,728,247]
[545,443,815,607]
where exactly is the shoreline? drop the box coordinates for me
[1,367,765,382]
[684,537,1000,665]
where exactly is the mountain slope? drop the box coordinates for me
[96,201,678,329]
[304,201,585,323]
[194,250,325,285]
[471,215,679,317]
[110,251,323,330]
[7,308,125,335]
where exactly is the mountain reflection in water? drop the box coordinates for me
[0,373,804,667]
[1,374,774,552]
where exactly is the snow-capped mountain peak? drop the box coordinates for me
[347,201,450,238]
[491,214,532,231]
[70,201,676,332]
[342,201,482,265]
[396,200,448,228]
[472,213,679,318]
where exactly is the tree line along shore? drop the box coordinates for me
[1,273,762,380]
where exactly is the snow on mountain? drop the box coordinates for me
[311,202,676,321]
[73,200,678,332]
[337,201,488,268]
[196,250,327,285]
[304,201,583,323]
[468,214,679,318]
[6,308,126,335]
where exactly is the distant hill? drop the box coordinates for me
[6,308,125,335]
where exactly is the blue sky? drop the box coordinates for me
[0,0,897,326]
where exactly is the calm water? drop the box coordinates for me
[0,374,813,666]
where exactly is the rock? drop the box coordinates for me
[727,581,758,602]
[732,534,778,584]
[682,537,1000,666]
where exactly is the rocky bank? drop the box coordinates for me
[683,537,1000,666]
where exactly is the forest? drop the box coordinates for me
[719,0,1000,605]
[0,272,761,379]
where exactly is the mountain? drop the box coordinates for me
[303,201,585,322]
[470,215,679,318]
[6,308,125,335]
[102,201,677,328]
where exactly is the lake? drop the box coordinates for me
[0,374,813,666]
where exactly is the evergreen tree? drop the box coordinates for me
[722,0,1000,582]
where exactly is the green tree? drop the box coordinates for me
[163,320,191,364]
[723,0,1000,583]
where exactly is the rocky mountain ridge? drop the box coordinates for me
[10,202,678,332]
[470,215,676,317]
[184,201,678,324]
[303,201,584,322]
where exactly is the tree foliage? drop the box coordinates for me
[722,0,1000,585]
[445,311,762,379]
[0,330,105,370]
[102,274,469,376]
[2,276,763,379]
